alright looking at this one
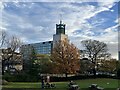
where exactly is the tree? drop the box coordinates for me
[51,39,80,77]
[27,47,37,75]
[34,54,54,74]
[81,39,110,76]
[2,35,22,75]
[26,53,54,76]
[80,58,93,75]
[98,59,117,74]
[0,31,7,48]
[21,45,37,74]
[116,61,120,78]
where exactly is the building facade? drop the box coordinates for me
[21,20,67,56]
[53,20,68,47]
[21,41,53,55]
[21,21,68,70]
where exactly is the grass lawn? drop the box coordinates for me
[2,78,120,90]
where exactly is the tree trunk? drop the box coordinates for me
[65,73,68,78]
[92,60,96,78]
[93,68,96,78]
[2,60,5,75]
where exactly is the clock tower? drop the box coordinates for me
[53,20,68,47]
[56,20,65,34]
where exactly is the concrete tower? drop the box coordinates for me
[53,20,68,47]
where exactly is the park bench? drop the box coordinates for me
[68,81,80,90]
[96,86,104,90]
[89,84,104,90]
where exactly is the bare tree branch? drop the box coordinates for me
[2,34,22,75]
[0,31,7,48]
[81,39,111,76]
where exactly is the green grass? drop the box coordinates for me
[2,78,120,90]
[2,82,40,88]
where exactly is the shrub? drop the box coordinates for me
[2,72,40,82]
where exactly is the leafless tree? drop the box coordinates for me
[6,35,22,52]
[81,39,111,76]
[2,35,22,75]
[0,31,7,48]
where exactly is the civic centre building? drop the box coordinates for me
[20,21,68,70]
[21,20,68,55]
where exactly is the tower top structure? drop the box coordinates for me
[56,20,66,35]
[60,20,62,24]
[53,21,68,47]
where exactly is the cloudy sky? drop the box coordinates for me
[0,0,119,59]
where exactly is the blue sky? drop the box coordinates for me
[0,1,119,59]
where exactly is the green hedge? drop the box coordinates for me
[2,73,40,82]
[2,73,117,82]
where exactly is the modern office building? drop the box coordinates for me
[20,41,53,70]
[21,20,68,54]
[21,20,68,70]
[21,41,53,55]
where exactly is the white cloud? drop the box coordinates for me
[68,23,118,59]
[3,0,119,2]
[1,2,118,59]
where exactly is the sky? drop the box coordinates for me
[0,0,119,59]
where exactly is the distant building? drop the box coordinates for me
[53,20,68,47]
[1,48,22,74]
[20,41,53,70]
[21,41,53,55]
[21,20,68,70]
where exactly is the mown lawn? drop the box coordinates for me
[2,78,120,90]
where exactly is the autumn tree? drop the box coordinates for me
[81,39,110,76]
[51,39,80,77]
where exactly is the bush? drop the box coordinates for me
[2,72,40,82]
[2,72,116,82]
[50,74,116,82]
